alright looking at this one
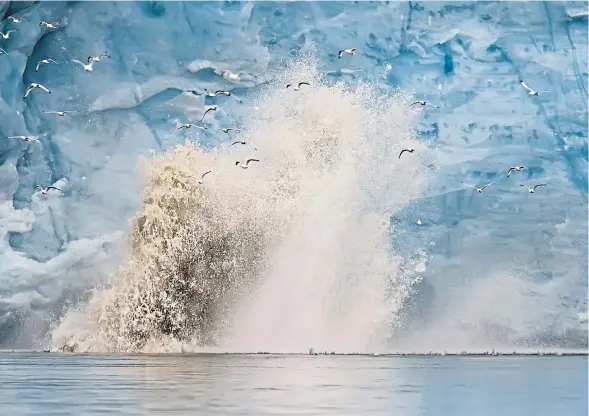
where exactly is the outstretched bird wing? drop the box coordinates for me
[480,181,495,191]
[520,80,534,93]
[533,184,547,190]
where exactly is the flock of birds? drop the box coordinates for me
[2,15,550,197]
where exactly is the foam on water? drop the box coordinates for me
[51,52,431,353]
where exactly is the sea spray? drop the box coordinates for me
[52,52,430,352]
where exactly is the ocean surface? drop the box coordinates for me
[0,353,587,415]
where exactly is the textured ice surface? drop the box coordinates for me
[0,1,587,349]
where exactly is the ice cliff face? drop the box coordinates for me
[0,1,586,349]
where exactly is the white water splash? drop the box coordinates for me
[51,51,430,353]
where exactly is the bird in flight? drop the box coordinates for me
[0,29,18,39]
[462,181,495,193]
[410,100,439,108]
[235,159,260,169]
[7,16,29,23]
[36,185,61,195]
[203,89,243,103]
[221,128,240,134]
[72,59,95,72]
[36,58,58,72]
[43,110,77,117]
[39,21,59,29]
[520,184,547,193]
[198,171,212,184]
[520,80,548,96]
[88,51,111,63]
[507,166,526,177]
[201,106,219,121]
[9,135,38,142]
[286,82,310,91]
[24,83,51,98]
[338,48,357,58]
[398,148,415,158]
[177,123,206,130]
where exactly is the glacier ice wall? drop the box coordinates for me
[0,1,587,349]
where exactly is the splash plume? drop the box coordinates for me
[52,51,429,353]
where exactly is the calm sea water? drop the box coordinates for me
[0,353,586,415]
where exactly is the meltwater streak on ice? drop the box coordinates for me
[51,53,431,353]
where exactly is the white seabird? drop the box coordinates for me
[24,83,51,98]
[398,148,415,158]
[410,100,439,108]
[220,70,244,81]
[204,89,243,103]
[520,80,548,96]
[201,105,219,121]
[229,141,246,147]
[338,48,357,58]
[0,29,18,39]
[39,21,59,29]
[36,185,61,195]
[286,82,310,91]
[520,183,547,193]
[9,135,38,142]
[36,58,58,72]
[71,59,95,72]
[198,170,212,184]
[177,123,206,130]
[7,16,29,23]
[566,9,588,21]
[43,110,77,117]
[462,181,495,193]
[507,166,526,177]
[221,128,241,134]
[235,158,259,169]
[88,51,111,63]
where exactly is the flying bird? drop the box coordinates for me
[398,148,415,158]
[88,51,111,63]
[201,106,219,121]
[520,80,548,96]
[220,70,243,81]
[177,123,206,130]
[410,100,439,108]
[9,135,38,142]
[198,171,212,184]
[229,141,246,147]
[202,89,243,103]
[24,83,51,98]
[235,158,259,169]
[507,166,526,177]
[462,181,495,193]
[338,48,357,58]
[36,185,60,195]
[71,59,95,72]
[0,29,18,39]
[286,82,310,91]
[39,21,59,29]
[43,110,77,117]
[221,128,240,134]
[36,58,58,72]
[7,16,29,23]
[520,183,547,193]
